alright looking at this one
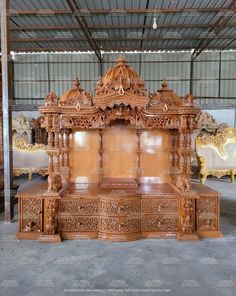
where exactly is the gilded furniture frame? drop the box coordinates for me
[196,127,236,183]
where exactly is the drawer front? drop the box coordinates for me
[99,216,140,233]
[60,199,98,215]
[100,198,140,217]
[59,216,98,232]
[21,198,43,232]
[142,215,178,232]
[196,196,219,231]
[141,198,178,214]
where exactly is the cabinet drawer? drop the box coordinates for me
[59,216,98,232]
[141,198,178,214]
[100,198,140,217]
[60,199,99,215]
[99,216,140,233]
[196,195,219,231]
[142,215,178,232]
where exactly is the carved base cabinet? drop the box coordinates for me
[16,57,222,242]
[17,183,222,242]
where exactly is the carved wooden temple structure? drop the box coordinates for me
[17,57,222,242]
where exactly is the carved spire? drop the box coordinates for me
[161,79,169,90]
[94,55,149,110]
[59,78,93,108]
[117,55,126,66]
[73,77,82,90]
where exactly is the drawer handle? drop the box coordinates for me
[156,205,162,212]
[118,205,125,213]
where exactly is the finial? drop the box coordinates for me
[73,77,80,89]
[161,79,168,89]
[117,54,126,65]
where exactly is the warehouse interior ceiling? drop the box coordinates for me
[4,0,236,59]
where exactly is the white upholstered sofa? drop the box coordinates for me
[13,138,48,180]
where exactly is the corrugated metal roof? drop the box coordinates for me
[5,0,236,54]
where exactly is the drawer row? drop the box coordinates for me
[58,215,179,233]
[60,197,179,216]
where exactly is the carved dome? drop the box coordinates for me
[149,80,183,109]
[149,80,195,111]
[94,56,149,110]
[59,78,93,109]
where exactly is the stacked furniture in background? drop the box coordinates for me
[12,114,48,180]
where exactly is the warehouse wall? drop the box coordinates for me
[12,50,236,126]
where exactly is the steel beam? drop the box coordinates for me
[192,0,236,59]
[9,23,236,31]
[1,0,13,222]
[65,0,102,62]
[8,8,236,15]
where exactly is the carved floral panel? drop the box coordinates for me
[100,198,140,217]
[99,217,140,233]
[59,216,98,231]
[141,198,178,214]
[21,198,42,231]
[141,215,178,232]
[60,199,99,215]
[196,196,218,231]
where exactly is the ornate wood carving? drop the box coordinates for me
[180,197,195,235]
[21,198,42,232]
[99,217,140,233]
[59,216,98,232]
[60,199,99,215]
[141,199,178,214]
[196,196,218,231]
[45,197,58,235]
[16,57,222,243]
[142,215,178,232]
[100,199,140,216]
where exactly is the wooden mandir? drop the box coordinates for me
[16,57,222,242]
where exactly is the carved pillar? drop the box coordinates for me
[98,129,104,184]
[54,130,59,149]
[38,196,61,243]
[48,153,54,173]
[63,129,70,167]
[48,131,54,149]
[59,130,64,167]
[54,153,60,173]
[177,116,199,241]
[136,130,142,184]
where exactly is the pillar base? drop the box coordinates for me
[38,233,62,243]
[177,232,199,241]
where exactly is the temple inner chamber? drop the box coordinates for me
[69,121,170,184]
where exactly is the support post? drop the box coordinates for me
[1,0,13,222]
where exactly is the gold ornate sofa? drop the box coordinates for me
[196,126,236,183]
[13,137,48,180]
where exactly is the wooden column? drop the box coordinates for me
[136,130,142,184]
[98,129,104,184]
[1,0,13,222]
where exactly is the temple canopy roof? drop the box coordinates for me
[94,56,150,110]
[45,56,195,112]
